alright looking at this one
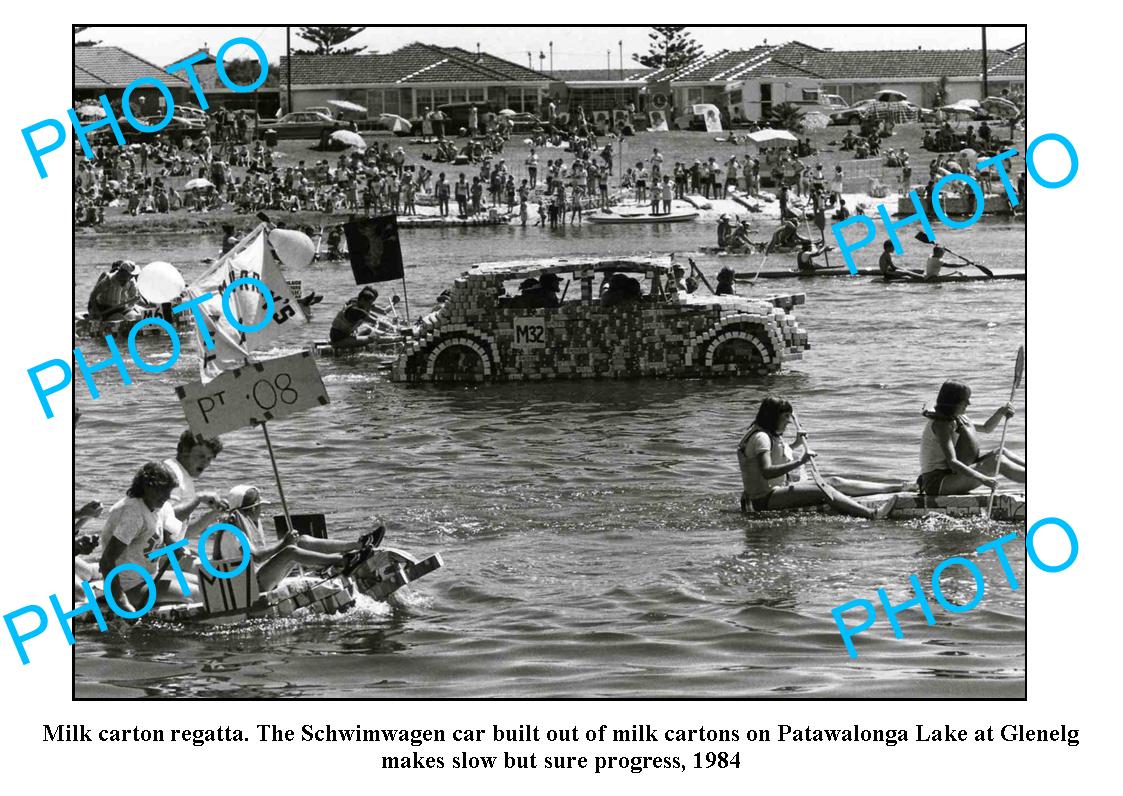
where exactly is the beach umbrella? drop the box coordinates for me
[982,96,1020,117]
[268,228,316,269]
[939,103,978,119]
[184,178,213,191]
[875,90,908,102]
[378,114,412,134]
[327,99,367,113]
[330,129,367,148]
[498,109,517,116]
[75,104,106,119]
[137,261,186,304]
[958,148,979,171]
[747,129,798,149]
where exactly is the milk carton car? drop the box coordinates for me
[391,257,809,383]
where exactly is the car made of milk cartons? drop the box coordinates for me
[390,257,809,383]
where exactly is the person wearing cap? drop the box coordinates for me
[212,485,384,591]
[329,287,384,350]
[522,271,562,309]
[717,214,732,249]
[88,259,144,322]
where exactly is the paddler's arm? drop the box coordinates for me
[980,403,1016,433]
[98,538,134,613]
[935,421,997,488]
[756,446,814,480]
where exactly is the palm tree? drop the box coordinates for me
[768,102,802,132]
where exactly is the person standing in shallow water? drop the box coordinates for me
[738,397,908,518]
[918,380,1025,496]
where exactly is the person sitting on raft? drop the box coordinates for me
[727,220,758,252]
[717,214,733,249]
[768,219,811,252]
[98,462,226,613]
[329,287,391,350]
[738,397,908,518]
[795,240,829,273]
[88,260,144,322]
[878,240,923,281]
[924,245,950,279]
[520,271,562,309]
[919,380,1024,496]
[211,485,384,591]
[715,266,737,295]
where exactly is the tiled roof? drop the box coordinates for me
[987,51,1025,77]
[1006,42,1025,54]
[552,68,652,82]
[663,41,1024,84]
[74,64,107,89]
[283,42,551,86]
[74,45,189,88]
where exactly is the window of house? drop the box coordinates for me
[366,89,385,116]
[686,88,705,105]
[801,88,819,102]
[468,87,486,103]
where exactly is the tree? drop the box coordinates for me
[633,26,703,72]
[768,102,803,132]
[294,26,367,56]
[224,58,280,87]
[74,25,99,47]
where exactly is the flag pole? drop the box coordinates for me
[260,422,296,537]
[399,275,412,323]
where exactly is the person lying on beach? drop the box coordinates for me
[211,485,383,591]
[918,380,1024,496]
[738,397,910,518]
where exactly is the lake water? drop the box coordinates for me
[74,216,1026,698]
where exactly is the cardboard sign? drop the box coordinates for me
[513,317,547,349]
[176,351,330,436]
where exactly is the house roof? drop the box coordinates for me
[662,41,1024,84]
[283,42,551,86]
[552,68,652,82]
[74,45,189,89]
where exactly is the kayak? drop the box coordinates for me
[76,546,443,628]
[876,270,1025,283]
[742,491,1025,522]
[736,267,883,280]
[587,209,699,224]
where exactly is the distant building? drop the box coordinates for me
[163,49,281,115]
[281,42,552,119]
[550,68,651,116]
[74,46,190,115]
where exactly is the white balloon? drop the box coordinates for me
[269,228,316,269]
[137,261,186,304]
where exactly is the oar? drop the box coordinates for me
[914,231,994,277]
[790,412,850,504]
[986,345,1026,520]
[687,257,716,294]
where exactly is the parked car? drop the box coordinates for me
[674,104,723,131]
[506,112,544,132]
[257,111,339,139]
[391,257,809,383]
[821,94,848,111]
[829,99,877,125]
[437,101,497,131]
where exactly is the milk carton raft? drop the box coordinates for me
[390,257,810,383]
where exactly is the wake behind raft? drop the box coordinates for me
[76,543,443,628]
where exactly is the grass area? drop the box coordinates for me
[79,122,1026,235]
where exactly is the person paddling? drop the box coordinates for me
[738,397,905,518]
[918,381,1025,495]
[878,240,924,281]
[795,239,829,273]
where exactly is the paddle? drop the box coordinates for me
[986,345,1026,520]
[687,257,716,295]
[914,231,994,277]
[789,412,850,504]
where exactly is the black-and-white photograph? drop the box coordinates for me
[72,24,1026,698]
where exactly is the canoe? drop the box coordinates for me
[742,491,1025,522]
[76,547,443,628]
[587,209,699,224]
[736,266,883,280]
[876,270,1025,283]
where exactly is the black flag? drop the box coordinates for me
[343,214,405,284]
